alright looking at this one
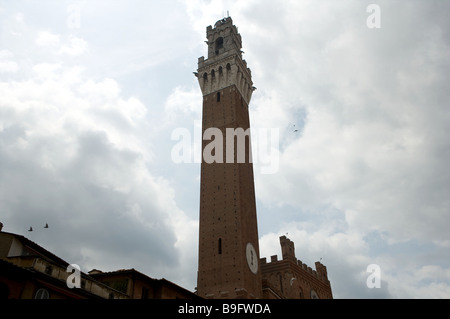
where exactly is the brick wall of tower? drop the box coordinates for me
[197,86,262,299]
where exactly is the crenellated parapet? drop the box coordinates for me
[260,256,329,283]
[259,236,333,299]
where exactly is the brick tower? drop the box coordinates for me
[195,17,262,299]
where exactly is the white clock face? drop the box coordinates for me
[246,242,258,274]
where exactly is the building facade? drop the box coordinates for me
[0,229,127,299]
[89,268,199,299]
[0,226,196,299]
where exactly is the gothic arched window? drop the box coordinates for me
[215,37,224,55]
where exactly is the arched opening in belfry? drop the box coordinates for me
[215,37,224,55]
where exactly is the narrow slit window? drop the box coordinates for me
[218,238,222,254]
[217,92,221,102]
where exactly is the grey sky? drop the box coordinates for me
[1,0,449,298]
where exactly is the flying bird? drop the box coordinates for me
[44,223,49,229]
[28,227,33,232]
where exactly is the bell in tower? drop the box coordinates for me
[205,17,243,60]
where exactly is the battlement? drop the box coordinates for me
[260,256,328,282]
[280,235,296,261]
[260,236,330,284]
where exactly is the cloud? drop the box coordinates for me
[253,0,450,244]
[35,30,60,47]
[180,0,450,298]
[58,36,89,56]
[35,31,88,56]
[163,85,202,125]
[0,50,19,73]
[0,37,194,286]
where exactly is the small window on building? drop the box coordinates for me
[219,66,223,75]
[142,287,149,299]
[279,273,283,293]
[45,265,53,275]
[310,289,319,299]
[226,63,231,71]
[34,288,50,299]
[203,73,208,81]
[218,238,222,255]
[217,92,221,102]
[211,69,215,78]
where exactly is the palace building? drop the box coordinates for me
[195,17,333,299]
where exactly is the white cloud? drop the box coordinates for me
[164,85,202,124]
[35,31,88,57]
[79,78,121,100]
[0,50,18,73]
[0,47,195,287]
[35,30,60,47]
[32,62,62,79]
[58,36,88,56]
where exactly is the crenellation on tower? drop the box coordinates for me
[280,235,296,261]
[259,236,333,299]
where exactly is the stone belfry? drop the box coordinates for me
[195,17,262,299]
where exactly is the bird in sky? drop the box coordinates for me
[28,226,33,232]
[44,223,49,229]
